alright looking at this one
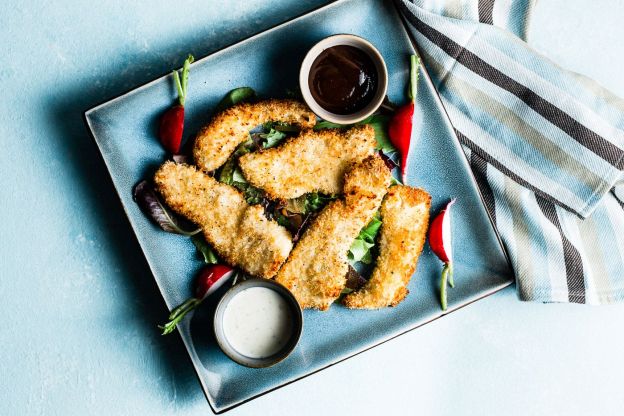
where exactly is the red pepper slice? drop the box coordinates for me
[428,199,456,311]
[158,54,194,154]
[159,104,185,154]
[388,55,420,181]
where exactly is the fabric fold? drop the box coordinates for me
[614,178,624,206]
[397,0,624,304]
[398,0,624,218]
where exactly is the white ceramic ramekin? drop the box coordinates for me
[213,278,303,368]
[299,34,388,124]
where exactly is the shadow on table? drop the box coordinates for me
[46,81,201,405]
[41,0,330,407]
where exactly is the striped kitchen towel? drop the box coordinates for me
[397,0,624,303]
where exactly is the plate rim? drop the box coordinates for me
[83,0,514,413]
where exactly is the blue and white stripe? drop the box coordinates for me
[398,0,624,304]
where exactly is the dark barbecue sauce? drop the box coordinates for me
[308,45,378,115]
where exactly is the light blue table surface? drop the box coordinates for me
[1,1,623,415]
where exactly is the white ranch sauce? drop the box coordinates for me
[222,287,293,358]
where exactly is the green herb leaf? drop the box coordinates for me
[276,213,292,228]
[305,192,336,213]
[284,196,308,214]
[263,121,301,133]
[215,87,256,112]
[360,250,374,264]
[348,239,375,263]
[365,115,395,153]
[218,140,255,185]
[216,139,267,205]
[313,114,396,153]
[232,168,247,183]
[284,193,336,215]
[253,123,293,149]
[230,180,266,205]
[191,234,219,264]
[313,120,343,130]
[348,213,382,265]
[358,213,382,243]
[218,158,236,185]
[273,209,310,242]
[159,298,202,335]
[240,185,266,205]
[261,128,287,148]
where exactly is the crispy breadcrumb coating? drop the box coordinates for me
[275,156,391,310]
[193,99,316,172]
[343,186,431,309]
[238,125,377,199]
[154,161,292,278]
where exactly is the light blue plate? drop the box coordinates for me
[84,0,513,412]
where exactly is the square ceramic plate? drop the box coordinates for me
[85,0,513,412]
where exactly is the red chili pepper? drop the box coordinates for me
[194,264,234,299]
[428,199,456,311]
[158,54,194,154]
[388,55,420,181]
[159,105,185,153]
[159,264,234,335]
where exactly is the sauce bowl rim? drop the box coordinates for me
[299,33,389,124]
[213,278,304,368]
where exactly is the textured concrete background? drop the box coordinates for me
[1,1,624,415]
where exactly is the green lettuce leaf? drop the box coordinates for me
[263,121,301,133]
[214,87,256,112]
[261,128,287,148]
[348,239,375,264]
[314,114,396,153]
[232,167,246,183]
[218,158,236,185]
[348,212,382,265]
[304,192,335,213]
[285,192,336,215]
[366,115,395,153]
[239,184,266,205]
[219,161,266,205]
[191,234,219,264]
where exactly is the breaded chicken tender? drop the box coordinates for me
[238,125,377,199]
[343,186,431,309]
[193,99,316,173]
[154,161,293,278]
[275,156,391,310]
